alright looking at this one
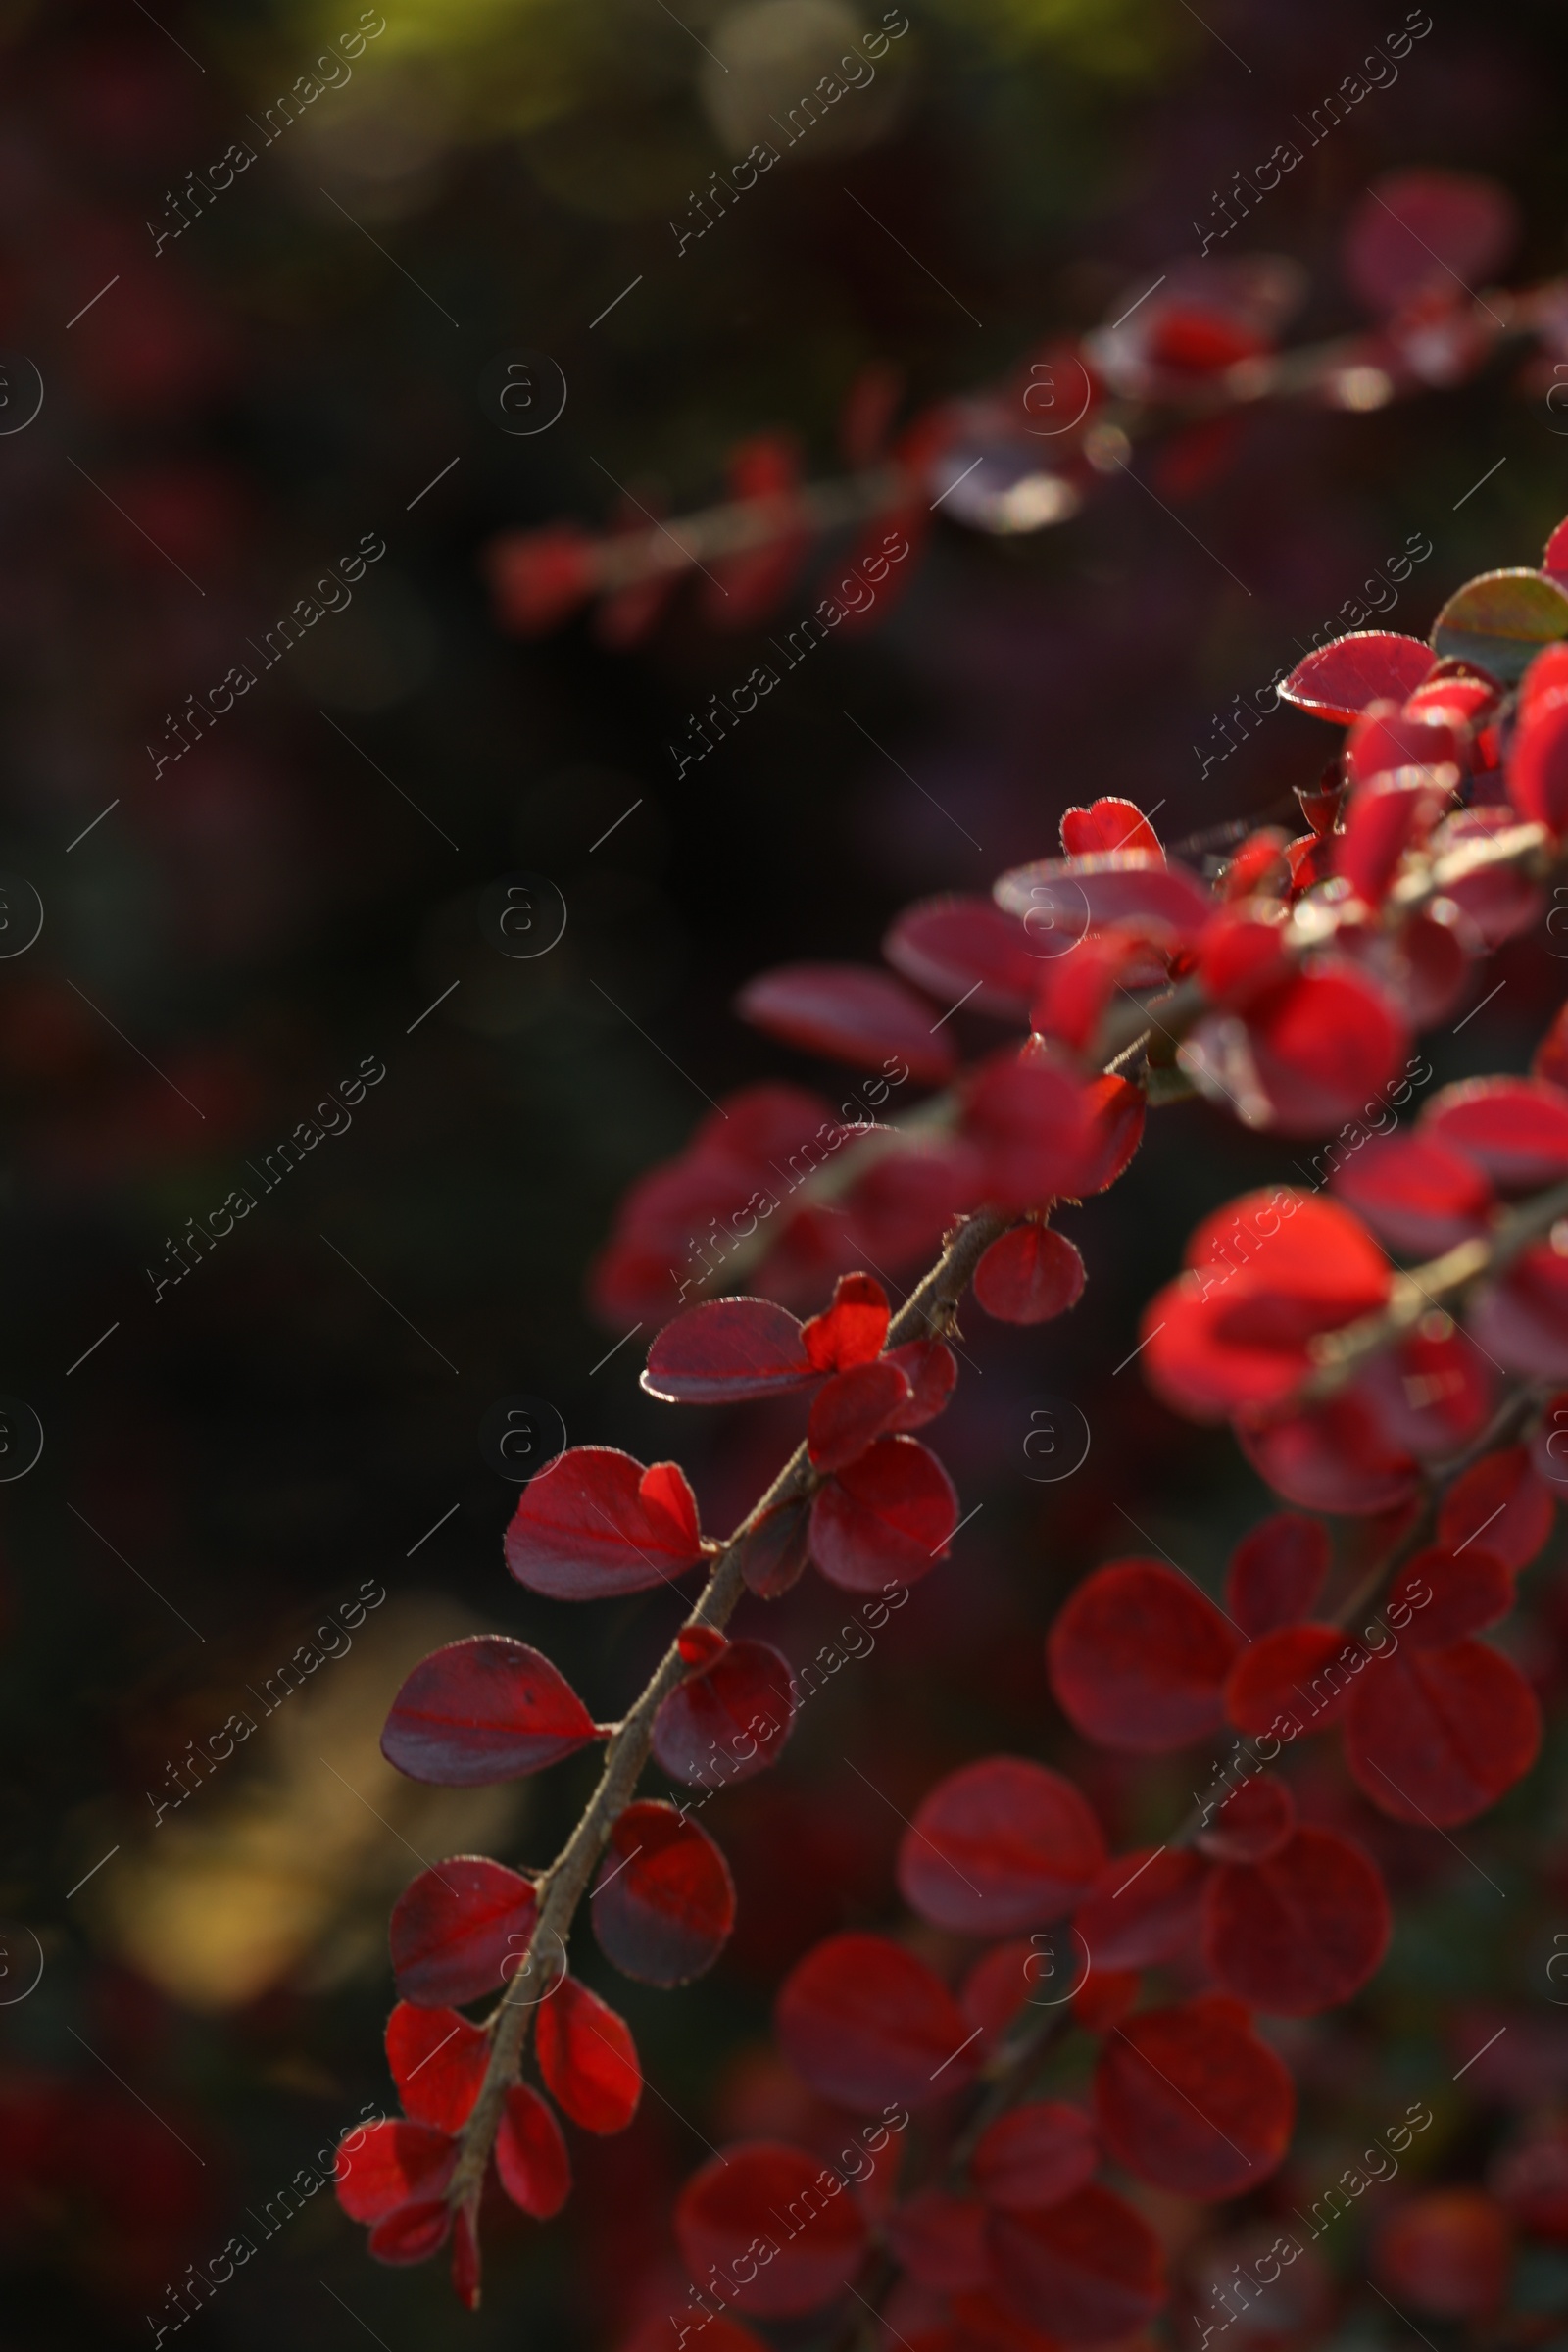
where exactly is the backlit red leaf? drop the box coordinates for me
[1048,1560,1243,1751]
[535,1976,641,2132]
[1344,170,1518,315]
[972,1224,1085,1324]
[986,2183,1166,2345]
[897,1756,1106,1935]
[676,2141,869,2316]
[972,2102,1098,2212]
[643,1298,815,1403]
[591,1800,735,1985]
[809,1434,958,1591]
[381,1636,603,1786]
[1235,962,1407,1137]
[1059,799,1162,857]
[1424,1076,1568,1192]
[390,1857,537,2008]
[808,1360,913,1472]
[1345,1638,1542,1824]
[1279,632,1435,722]
[993,851,1213,946]
[652,1639,797,1787]
[883,894,1038,1019]
[777,1932,976,2110]
[1332,1132,1494,1256]
[736,963,956,1086]
[1226,1512,1330,1635]
[1238,1391,1420,1516]
[335,2118,457,2223]
[960,1050,1095,1210]
[1202,1825,1392,2014]
[1438,1446,1554,1570]
[1195,1772,1297,1865]
[1095,2001,1294,2199]
[802,1272,890,1370]
[386,2002,488,2132]
[504,1446,704,1600]
[368,2198,453,2263]
[1374,2190,1513,2320]
[494,2082,570,2219]
[885,1339,958,1427]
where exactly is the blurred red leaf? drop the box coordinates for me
[1345,1638,1542,1823]
[972,2102,1098,2212]
[1226,1512,1330,1635]
[972,1224,1085,1324]
[1374,2189,1512,2319]
[1095,2001,1294,2199]
[386,2003,488,2132]
[335,2119,456,2224]
[808,1359,914,1472]
[1202,1826,1391,2014]
[776,1932,977,2110]
[1048,1559,1243,1751]
[986,2183,1166,2344]
[1074,1845,1210,1970]
[495,2083,571,2220]
[1344,170,1518,315]
[737,963,955,1085]
[896,1756,1106,1934]
[390,1858,537,2009]
[1438,1446,1554,1569]
[676,2141,869,2315]
[652,1639,797,1787]
[591,1800,736,1985]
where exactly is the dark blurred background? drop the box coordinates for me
[7,0,1568,2344]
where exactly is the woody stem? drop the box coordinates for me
[447,1206,1013,2214]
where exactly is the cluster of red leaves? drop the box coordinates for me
[484,170,1563,650]
[341,504,1568,2321]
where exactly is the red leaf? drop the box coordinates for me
[677,1623,727,1668]
[368,2198,453,2264]
[776,1932,977,2110]
[495,2082,570,2220]
[390,1858,537,2008]
[484,524,597,636]
[896,1756,1106,1934]
[986,2183,1166,2345]
[676,2141,869,2317]
[643,1298,815,1403]
[1279,631,1435,722]
[883,893,1039,1019]
[386,2002,488,2132]
[737,963,956,1086]
[1344,169,1518,315]
[973,1225,1085,1324]
[1344,1638,1542,1825]
[1345,703,1463,791]
[1195,1771,1296,1865]
[652,1639,797,1787]
[960,1939,1035,2055]
[808,1360,913,1472]
[1095,2001,1294,2200]
[1386,1544,1511,1648]
[1073,1845,1209,1970]
[1439,1446,1554,1570]
[1374,2191,1513,2320]
[1074,1073,1146,1195]
[381,1637,603,1786]
[504,1446,704,1600]
[1225,1623,1363,1738]
[802,1272,890,1370]
[960,1051,1095,1210]
[886,2188,991,2290]
[1048,1559,1243,1751]
[1226,1512,1330,1635]
[1202,1825,1391,2015]
[1471,1244,1568,1380]
[740,1499,812,1597]
[1514,699,1568,835]
[809,1434,958,1592]
[704,433,810,626]
[1331,1132,1494,1256]
[1144,1189,1392,1421]
[1233,962,1407,1137]
[1059,799,1162,858]
[1239,1390,1419,1516]
[535,1976,641,2132]
[1423,1076,1568,1193]
[993,851,1214,947]
[335,2118,457,2223]
[886,1339,958,1428]
[591,1800,735,1985]
[1335,776,1447,907]
[972,2102,1098,2212]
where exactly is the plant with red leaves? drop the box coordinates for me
[485,170,1568,655]
[341,505,1568,2332]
